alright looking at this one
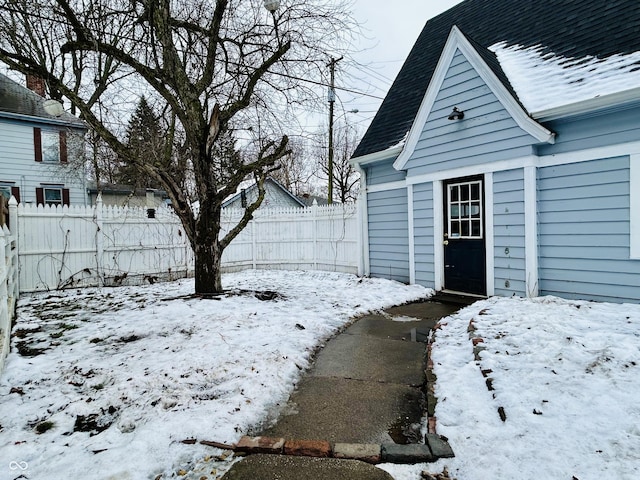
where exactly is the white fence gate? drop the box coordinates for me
[14,199,360,293]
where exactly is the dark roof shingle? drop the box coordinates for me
[0,73,85,128]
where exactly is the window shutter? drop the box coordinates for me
[62,188,70,206]
[59,130,68,163]
[34,127,42,162]
[36,187,44,205]
[11,186,20,203]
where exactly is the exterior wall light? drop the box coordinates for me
[448,107,465,120]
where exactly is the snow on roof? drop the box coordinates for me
[490,42,640,113]
[387,130,409,150]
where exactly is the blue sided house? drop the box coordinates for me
[352,0,640,303]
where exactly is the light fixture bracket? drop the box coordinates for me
[448,106,465,121]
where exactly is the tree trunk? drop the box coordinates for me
[193,211,223,295]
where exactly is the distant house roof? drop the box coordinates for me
[0,73,86,128]
[353,0,640,159]
[222,177,306,208]
[86,182,168,199]
[296,194,329,207]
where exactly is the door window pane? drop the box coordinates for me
[450,185,459,202]
[472,220,481,236]
[461,184,470,201]
[447,180,483,239]
[450,204,460,219]
[471,182,480,200]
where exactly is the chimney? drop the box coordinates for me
[26,74,46,97]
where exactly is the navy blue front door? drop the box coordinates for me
[443,177,486,295]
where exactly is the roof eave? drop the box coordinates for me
[0,109,87,129]
[533,86,640,121]
[350,145,404,167]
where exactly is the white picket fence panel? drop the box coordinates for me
[12,199,359,293]
[0,198,19,370]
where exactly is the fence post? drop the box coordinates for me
[95,194,104,285]
[8,196,19,295]
[312,200,318,270]
[8,196,17,238]
[251,217,257,270]
[0,226,9,370]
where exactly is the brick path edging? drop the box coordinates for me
[227,435,455,464]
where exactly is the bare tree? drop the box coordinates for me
[269,136,316,196]
[0,0,356,294]
[316,122,360,203]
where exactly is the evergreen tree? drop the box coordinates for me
[116,97,164,189]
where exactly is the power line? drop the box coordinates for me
[0,6,386,101]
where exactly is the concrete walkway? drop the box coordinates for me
[222,299,461,479]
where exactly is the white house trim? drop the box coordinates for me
[354,164,371,276]
[433,180,444,290]
[537,141,640,167]
[405,141,640,187]
[533,87,640,121]
[393,25,554,172]
[630,155,640,259]
[407,155,537,185]
[351,146,403,167]
[366,180,407,194]
[484,172,495,296]
[524,165,539,296]
[408,184,416,284]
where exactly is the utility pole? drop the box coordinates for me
[327,56,342,205]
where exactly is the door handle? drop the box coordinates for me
[443,240,449,246]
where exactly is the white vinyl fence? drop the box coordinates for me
[0,198,19,370]
[12,198,359,293]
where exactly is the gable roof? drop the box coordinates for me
[0,73,85,128]
[353,0,640,159]
[222,177,306,208]
[393,26,555,171]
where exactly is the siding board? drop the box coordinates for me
[411,182,435,288]
[493,169,526,297]
[538,156,640,302]
[366,158,406,186]
[367,188,410,283]
[0,118,86,205]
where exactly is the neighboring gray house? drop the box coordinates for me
[86,183,169,208]
[0,73,87,206]
[222,177,305,209]
[352,0,640,303]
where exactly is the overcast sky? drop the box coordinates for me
[332,0,465,132]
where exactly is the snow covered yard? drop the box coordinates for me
[2,272,640,480]
[0,270,430,480]
[383,296,640,480]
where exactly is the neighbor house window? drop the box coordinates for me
[34,128,68,163]
[0,183,20,203]
[44,187,62,205]
[36,185,70,206]
[0,185,11,200]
